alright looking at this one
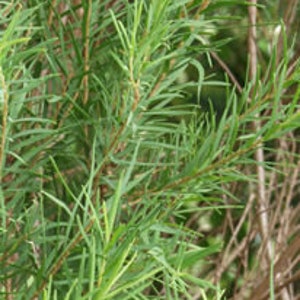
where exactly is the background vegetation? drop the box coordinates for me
[1,0,299,299]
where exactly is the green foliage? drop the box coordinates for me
[1,0,299,299]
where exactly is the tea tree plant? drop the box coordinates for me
[1,1,299,299]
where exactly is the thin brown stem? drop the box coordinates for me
[248,0,273,262]
[210,51,243,94]
[31,218,95,299]
[47,0,57,26]
[0,67,8,182]
[83,0,92,105]
[276,0,299,63]
[214,193,256,283]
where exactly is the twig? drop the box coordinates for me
[276,0,299,63]
[47,0,57,27]
[250,234,300,300]
[0,67,8,182]
[210,51,243,94]
[83,0,92,105]
[216,230,257,286]
[248,0,273,262]
[31,218,95,299]
[214,193,256,283]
